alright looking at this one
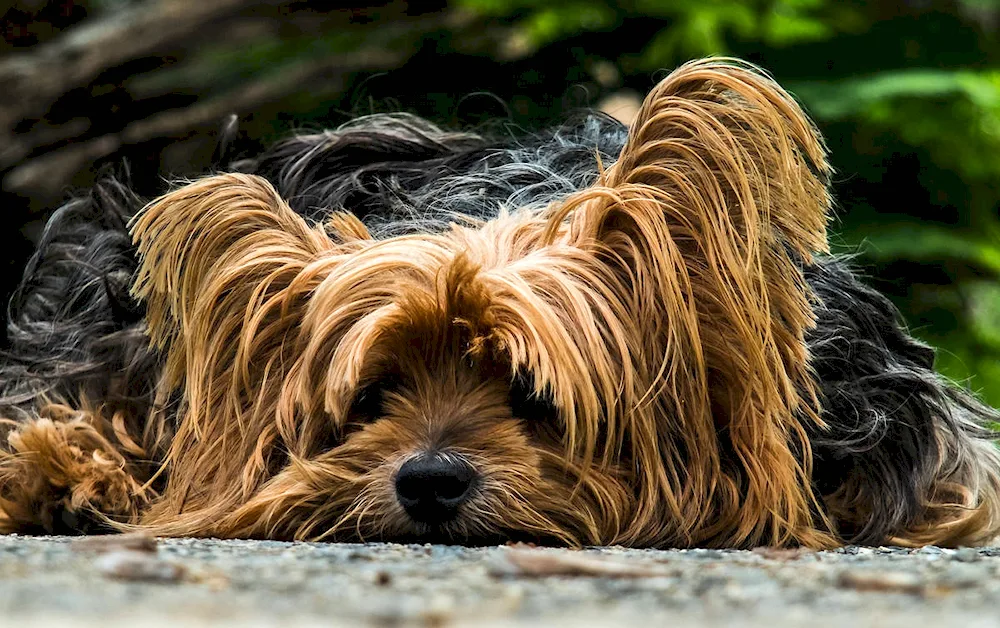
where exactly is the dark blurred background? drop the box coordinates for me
[2,0,1000,404]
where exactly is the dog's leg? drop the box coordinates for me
[0,403,154,534]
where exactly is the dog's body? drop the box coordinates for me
[1,59,998,548]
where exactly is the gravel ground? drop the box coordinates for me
[2,536,1000,627]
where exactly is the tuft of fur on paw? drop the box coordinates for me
[0,404,154,534]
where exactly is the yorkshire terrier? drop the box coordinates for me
[1,58,998,549]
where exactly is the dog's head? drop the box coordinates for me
[131,59,837,548]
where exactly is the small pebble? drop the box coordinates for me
[954,548,981,563]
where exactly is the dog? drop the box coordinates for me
[0,58,998,549]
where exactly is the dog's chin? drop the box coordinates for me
[387,527,505,546]
[382,521,557,546]
[336,499,564,546]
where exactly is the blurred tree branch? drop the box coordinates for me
[0,0,257,131]
[0,1,496,203]
[3,11,468,196]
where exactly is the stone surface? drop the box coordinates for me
[2,536,1000,626]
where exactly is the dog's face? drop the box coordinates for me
[132,60,841,548]
[228,218,638,545]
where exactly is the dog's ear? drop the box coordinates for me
[130,173,335,523]
[131,173,331,373]
[557,59,835,547]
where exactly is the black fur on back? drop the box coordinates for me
[0,177,155,425]
[804,258,998,543]
[236,113,626,234]
[2,111,997,545]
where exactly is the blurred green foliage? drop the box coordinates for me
[460,0,846,60]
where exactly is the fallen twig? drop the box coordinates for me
[94,549,187,583]
[71,531,158,554]
[493,549,675,579]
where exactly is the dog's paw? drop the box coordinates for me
[0,415,150,534]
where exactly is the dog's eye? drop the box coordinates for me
[509,373,558,421]
[335,380,392,444]
[348,381,388,421]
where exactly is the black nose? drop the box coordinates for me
[395,454,477,525]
